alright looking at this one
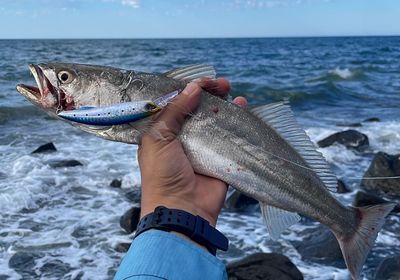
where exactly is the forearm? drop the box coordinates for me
[114,230,227,280]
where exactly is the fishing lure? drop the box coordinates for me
[57,90,180,126]
[57,100,161,126]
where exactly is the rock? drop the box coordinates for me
[123,188,141,204]
[336,122,362,128]
[374,256,400,280]
[32,142,57,154]
[110,179,122,188]
[364,117,380,123]
[361,152,400,197]
[294,225,344,267]
[317,130,369,151]
[337,179,351,193]
[115,242,131,253]
[353,191,400,213]
[120,207,141,233]
[48,159,83,168]
[226,253,303,280]
[225,189,258,211]
[40,259,71,278]
[8,252,42,277]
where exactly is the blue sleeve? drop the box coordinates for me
[114,230,228,280]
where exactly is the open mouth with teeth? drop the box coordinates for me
[16,64,75,113]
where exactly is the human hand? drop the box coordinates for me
[138,78,247,227]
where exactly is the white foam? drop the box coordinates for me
[330,67,354,79]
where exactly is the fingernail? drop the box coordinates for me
[182,82,198,96]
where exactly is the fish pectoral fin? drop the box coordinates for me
[251,102,338,193]
[260,203,300,240]
[164,64,216,81]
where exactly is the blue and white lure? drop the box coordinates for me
[57,90,180,126]
[57,100,161,126]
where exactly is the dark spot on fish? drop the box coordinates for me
[212,106,219,113]
[371,227,375,231]
[227,168,231,172]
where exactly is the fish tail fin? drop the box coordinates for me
[334,203,395,280]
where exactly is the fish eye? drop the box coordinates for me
[57,70,74,84]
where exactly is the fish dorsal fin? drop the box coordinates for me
[260,202,300,240]
[164,64,216,81]
[251,101,338,192]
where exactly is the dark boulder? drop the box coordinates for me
[120,206,141,234]
[225,189,258,211]
[337,179,351,193]
[317,130,369,151]
[40,259,71,279]
[226,253,303,280]
[293,225,344,268]
[336,122,362,128]
[374,256,400,280]
[353,191,400,213]
[361,152,400,197]
[32,142,57,154]
[48,159,83,168]
[363,117,380,123]
[8,252,42,277]
[115,242,131,253]
[123,188,141,204]
[110,179,122,188]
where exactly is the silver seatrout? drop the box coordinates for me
[16,63,395,280]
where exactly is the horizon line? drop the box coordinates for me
[1,34,400,40]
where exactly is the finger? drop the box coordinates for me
[151,82,202,138]
[233,96,248,108]
[198,78,231,98]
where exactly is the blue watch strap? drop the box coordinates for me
[134,206,229,255]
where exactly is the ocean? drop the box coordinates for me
[0,37,399,279]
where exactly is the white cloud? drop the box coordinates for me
[121,0,140,8]
[233,0,331,8]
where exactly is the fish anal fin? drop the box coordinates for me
[251,102,338,193]
[260,202,300,240]
[164,64,216,81]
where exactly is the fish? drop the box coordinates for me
[57,100,161,126]
[16,63,395,280]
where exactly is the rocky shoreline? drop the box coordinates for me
[9,126,399,280]
[114,127,400,279]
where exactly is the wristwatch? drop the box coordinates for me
[134,206,229,255]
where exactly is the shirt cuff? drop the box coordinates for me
[114,230,227,280]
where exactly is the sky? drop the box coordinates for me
[0,0,399,39]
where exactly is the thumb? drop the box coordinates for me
[150,82,202,141]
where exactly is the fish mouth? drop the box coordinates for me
[16,64,75,112]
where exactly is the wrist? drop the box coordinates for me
[134,206,229,255]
